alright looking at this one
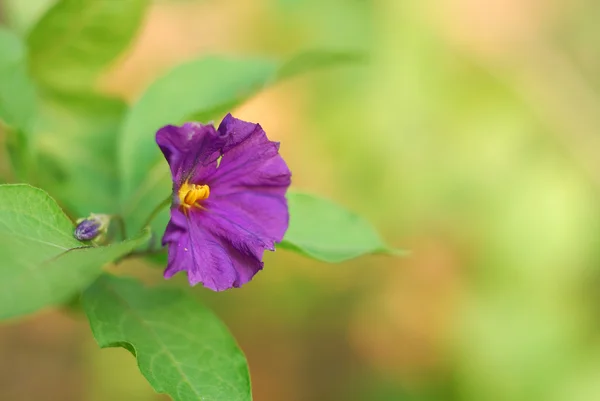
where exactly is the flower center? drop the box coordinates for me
[178,181,210,209]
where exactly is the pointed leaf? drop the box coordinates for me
[82,275,251,401]
[280,192,400,262]
[0,184,150,320]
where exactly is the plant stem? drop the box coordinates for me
[142,195,172,229]
[111,214,127,240]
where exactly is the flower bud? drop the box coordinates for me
[74,214,110,241]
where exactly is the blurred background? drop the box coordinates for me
[2,0,600,400]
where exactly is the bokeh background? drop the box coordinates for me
[2,0,600,400]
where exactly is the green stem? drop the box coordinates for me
[141,195,172,229]
[110,214,127,241]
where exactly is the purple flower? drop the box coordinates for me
[156,114,291,291]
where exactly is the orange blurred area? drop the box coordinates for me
[3,0,600,400]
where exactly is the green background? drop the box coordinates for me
[2,0,600,400]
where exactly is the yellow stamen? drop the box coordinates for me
[178,181,210,210]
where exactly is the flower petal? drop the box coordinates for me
[194,114,291,190]
[208,189,289,243]
[163,208,265,290]
[156,122,225,184]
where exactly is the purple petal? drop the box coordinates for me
[163,208,265,290]
[194,114,291,190]
[163,209,238,291]
[208,190,289,242]
[156,122,225,185]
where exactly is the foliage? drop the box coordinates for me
[0,1,398,399]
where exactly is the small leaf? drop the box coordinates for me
[0,27,36,131]
[0,184,150,320]
[280,192,400,262]
[119,50,364,237]
[34,89,127,216]
[27,0,150,91]
[82,275,251,401]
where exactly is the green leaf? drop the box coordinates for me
[82,275,251,401]
[0,184,150,320]
[280,192,399,262]
[27,0,150,91]
[0,27,36,131]
[119,50,364,237]
[33,89,127,216]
